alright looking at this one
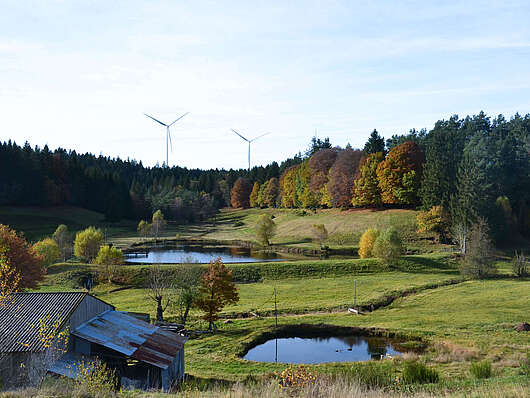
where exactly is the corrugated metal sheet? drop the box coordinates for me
[0,292,88,352]
[72,311,186,369]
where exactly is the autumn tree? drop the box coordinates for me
[351,152,384,207]
[0,247,20,306]
[249,181,260,207]
[308,148,338,206]
[151,210,167,240]
[33,238,60,268]
[280,165,300,208]
[262,177,280,207]
[416,205,450,243]
[230,177,251,208]
[358,228,380,258]
[137,220,151,240]
[93,245,123,283]
[376,141,424,205]
[0,224,45,289]
[256,214,276,246]
[52,224,71,261]
[195,258,239,331]
[363,129,386,155]
[326,148,363,208]
[74,226,104,261]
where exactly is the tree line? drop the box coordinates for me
[231,112,530,241]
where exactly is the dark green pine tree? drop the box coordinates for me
[420,117,465,209]
[363,129,386,155]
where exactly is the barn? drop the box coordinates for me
[0,292,186,391]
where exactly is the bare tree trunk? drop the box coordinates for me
[156,296,164,322]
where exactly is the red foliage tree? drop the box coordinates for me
[0,224,45,289]
[195,258,239,330]
[326,148,363,208]
[376,141,425,205]
[308,149,338,192]
[230,177,251,208]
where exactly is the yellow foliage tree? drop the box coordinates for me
[358,228,380,258]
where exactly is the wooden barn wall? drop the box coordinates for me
[69,296,114,330]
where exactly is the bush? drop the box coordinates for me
[75,359,117,396]
[416,205,449,242]
[311,224,328,248]
[512,251,528,277]
[358,228,380,258]
[470,360,492,379]
[373,227,403,262]
[402,361,439,384]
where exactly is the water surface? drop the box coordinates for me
[244,336,404,364]
[125,245,286,264]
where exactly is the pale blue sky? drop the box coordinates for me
[1,1,530,169]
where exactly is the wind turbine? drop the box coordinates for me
[231,129,270,171]
[144,112,189,167]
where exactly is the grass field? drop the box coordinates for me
[10,205,529,396]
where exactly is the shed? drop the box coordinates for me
[0,292,186,391]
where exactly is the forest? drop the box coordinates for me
[1,111,529,240]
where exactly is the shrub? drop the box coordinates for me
[373,227,403,262]
[402,361,439,384]
[470,360,492,379]
[512,251,528,277]
[75,359,116,396]
[32,238,60,268]
[358,228,380,258]
[278,365,317,394]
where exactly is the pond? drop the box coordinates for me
[124,245,287,264]
[243,336,407,364]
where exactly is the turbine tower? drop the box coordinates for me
[144,112,189,167]
[231,129,270,171]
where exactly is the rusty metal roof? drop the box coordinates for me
[72,310,186,369]
[0,292,88,353]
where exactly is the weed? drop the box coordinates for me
[469,360,492,379]
[402,361,439,384]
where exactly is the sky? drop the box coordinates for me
[1,1,530,170]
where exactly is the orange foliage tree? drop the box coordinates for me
[376,142,424,205]
[230,177,251,208]
[352,152,384,207]
[195,258,239,330]
[0,225,45,289]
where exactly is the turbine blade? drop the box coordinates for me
[250,132,271,142]
[231,129,249,142]
[168,112,189,126]
[144,113,167,126]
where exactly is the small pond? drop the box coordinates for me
[244,336,407,364]
[125,245,288,264]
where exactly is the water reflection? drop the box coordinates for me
[244,336,405,364]
[125,245,286,264]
